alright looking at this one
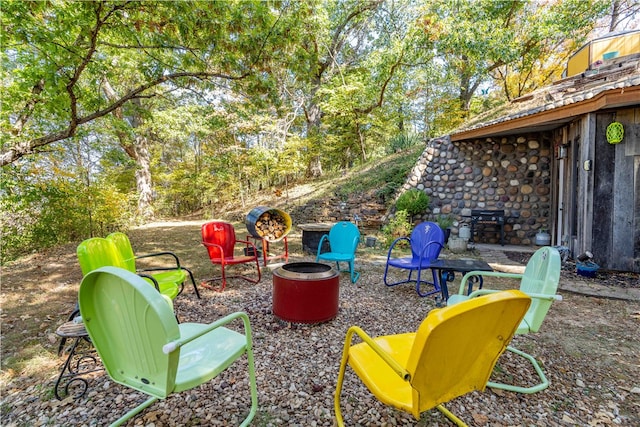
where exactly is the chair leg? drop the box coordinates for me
[435,404,468,426]
[334,347,351,427]
[413,268,440,298]
[241,337,259,427]
[201,263,230,292]
[202,260,261,292]
[486,345,550,393]
[108,396,158,427]
[183,267,201,299]
[349,261,360,283]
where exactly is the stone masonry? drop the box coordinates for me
[402,133,553,245]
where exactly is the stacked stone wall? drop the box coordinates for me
[403,133,553,245]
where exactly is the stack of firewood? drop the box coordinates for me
[254,211,288,241]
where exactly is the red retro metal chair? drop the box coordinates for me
[201,221,261,292]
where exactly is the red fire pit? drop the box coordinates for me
[272,262,339,324]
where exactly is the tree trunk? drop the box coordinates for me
[102,81,154,222]
[305,100,324,178]
[133,133,154,221]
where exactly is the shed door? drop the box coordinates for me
[591,110,639,272]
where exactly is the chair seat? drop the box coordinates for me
[208,255,257,265]
[174,323,248,393]
[317,253,353,262]
[387,257,434,270]
[348,332,415,413]
[144,270,180,299]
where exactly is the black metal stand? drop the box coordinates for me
[54,321,102,400]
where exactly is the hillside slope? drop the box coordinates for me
[214,145,424,230]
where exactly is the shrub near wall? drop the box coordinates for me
[404,134,553,245]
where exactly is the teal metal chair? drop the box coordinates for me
[316,221,360,283]
[107,232,200,299]
[79,266,258,427]
[447,246,562,393]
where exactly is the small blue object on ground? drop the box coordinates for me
[576,261,599,278]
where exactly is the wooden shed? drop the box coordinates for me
[433,36,640,272]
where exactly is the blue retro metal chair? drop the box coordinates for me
[106,232,200,299]
[383,221,444,296]
[334,290,531,426]
[447,246,562,393]
[79,266,258,427]
[316,221,361,283]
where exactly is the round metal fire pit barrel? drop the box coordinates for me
[272,262,339,324]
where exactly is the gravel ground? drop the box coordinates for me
[2,251,639,427]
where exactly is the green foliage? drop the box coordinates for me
[1,167,132,263]
[381,210,412,248]
[386,133,422,154]
[436,214,454,230]
[395,189,430,217]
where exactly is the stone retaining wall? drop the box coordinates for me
[402,133,553,245]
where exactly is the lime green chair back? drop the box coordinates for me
[77,237,127,276]
[79,267,258,426]
[106,232,188,300]
[518,246,561,333]
[80,266,179,399]
[335,290,531,425]
[105,232,137,272]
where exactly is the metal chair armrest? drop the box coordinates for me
[458,271,523,295]
[137,273,161,291]
[342,326,410,381]
[316,234,330,257]
[163,311,252,354]
[386,237,410,260]
[419,241,443,259]
[136,251,181,268]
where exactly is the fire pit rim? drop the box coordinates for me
[273,262,337,280]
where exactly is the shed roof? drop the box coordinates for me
[451,54,640,141]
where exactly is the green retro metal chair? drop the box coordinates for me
[447,246,562,393]
[335,290,531,426]
[107,232,200,299]
[79,266,258,427]
[316,221,361,283]
[76,237,168,299]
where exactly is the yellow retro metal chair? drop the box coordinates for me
[447,246,562,393]
[106,232,200,299]
[316,221,361,283]
[335,290,531,426]
[78,266,258,427]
